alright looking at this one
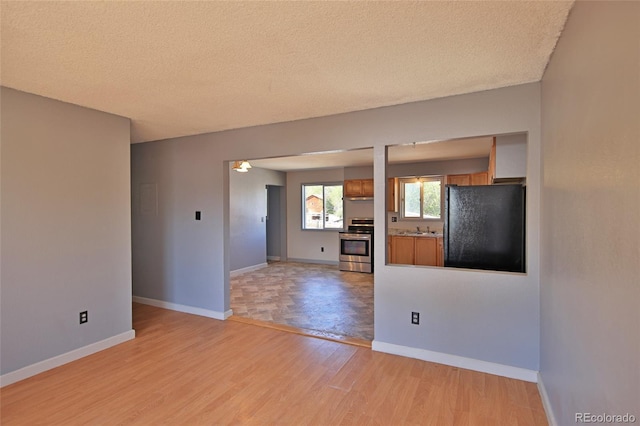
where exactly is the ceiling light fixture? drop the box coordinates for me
[232,160,252,172]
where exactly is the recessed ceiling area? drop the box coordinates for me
[389,137,494,164]
[249,149,374,172]
[0,1,573,143]
[248,136,494,172]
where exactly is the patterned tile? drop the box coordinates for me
[230,262,374,340]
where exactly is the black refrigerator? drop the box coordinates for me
[444,184,526,273]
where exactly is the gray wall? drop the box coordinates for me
[540,2,639,424]
[131,82,542,371]
[495,133,527,178]
[229,166,285,270]
[0,87,132,375]
[131,137,227,311]
[343,165,374,180]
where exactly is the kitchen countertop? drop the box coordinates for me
[389,230,443,237]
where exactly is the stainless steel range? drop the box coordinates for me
[339,217,374,273]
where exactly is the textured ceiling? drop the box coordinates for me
[1,1,573,143]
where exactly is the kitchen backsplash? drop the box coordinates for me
[344,198,374,219]
[387,212,444,233]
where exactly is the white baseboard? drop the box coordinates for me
[230,262,268,277]
[132,296,233,320]
[267,256,281,261]
[537,372,557,426]
[372,340,538,383]
[0,330,135,388]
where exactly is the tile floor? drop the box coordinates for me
[230,262,374,341]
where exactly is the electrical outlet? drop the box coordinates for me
[321,247,324,252]
[391,216,398,222]
[79,311,88,324]
[411,311,420,325]
[195,211,201,220]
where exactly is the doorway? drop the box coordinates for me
[266,185,286,262]
[227,156,374,345]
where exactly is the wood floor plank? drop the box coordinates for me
[1,303,547,425]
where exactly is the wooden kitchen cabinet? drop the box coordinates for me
[415,237,438,266]
[471,171,488,185]
[436,237,444,267]
[387,178,398,212]
[447,172,488,186]
[390,235,444,267]
[362,179,374,196]
[391,236,415,265]
[344,180,362,197]
[446,174,471,186]
[344,179,374,198]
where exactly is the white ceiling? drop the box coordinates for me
[250,136,495,171]
[1,1,573,144]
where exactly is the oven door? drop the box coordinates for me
[339,233,372,263]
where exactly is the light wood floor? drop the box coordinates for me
[230,262,374,342]
[1,303,547,425]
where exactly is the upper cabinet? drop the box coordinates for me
[344,179,374,198]
[446,172,488,186]
[446,174,470,186]
[387,178,398,212]
[470,171,488,186]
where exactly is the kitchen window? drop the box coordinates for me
[399,176,443,220]
[302,183,344,230]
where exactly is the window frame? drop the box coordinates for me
[399,176,444,221]
[301,182,344,231]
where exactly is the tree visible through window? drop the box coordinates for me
[400,177,443,220]
[302,184,343,229]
